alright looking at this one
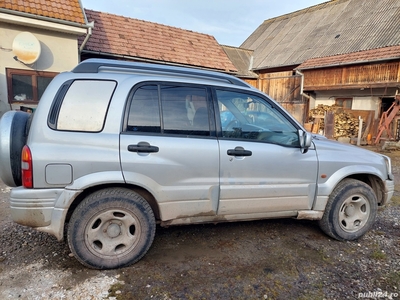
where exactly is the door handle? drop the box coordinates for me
[227,146,252,157]
[128,142,159,153]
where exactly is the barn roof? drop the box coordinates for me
[0,0,87,24]
[241,0,400,70]
[221,46,257,78]
[82,9,237,72]
[297,45,400,70]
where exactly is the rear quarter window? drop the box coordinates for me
[49,80,116,132]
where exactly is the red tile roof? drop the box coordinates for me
[82,9,237,72]
[297,45,400,70]
[1,0,86,24]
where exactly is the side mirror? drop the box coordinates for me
[299,130,312,154]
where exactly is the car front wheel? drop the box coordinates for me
[319,178,377,241]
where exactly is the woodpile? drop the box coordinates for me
[309,105,359,139]
[334,111,359,138]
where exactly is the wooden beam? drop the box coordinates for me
[304,82,399,91]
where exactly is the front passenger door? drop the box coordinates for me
[216,89,318,215]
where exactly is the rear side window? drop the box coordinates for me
[127,85,160,133]
[49,80,116,132]
[127,84,210,136]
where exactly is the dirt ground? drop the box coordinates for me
[0,146,399,300]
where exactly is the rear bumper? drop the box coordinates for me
[10,186,79,240]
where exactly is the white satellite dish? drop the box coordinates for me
[12,32,41,64]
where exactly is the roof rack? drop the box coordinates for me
[72,58,249,88]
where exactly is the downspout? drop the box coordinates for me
[249,55,254,71]
[295,69,310,99]
[296,69,312,127]
[79,21,94,60]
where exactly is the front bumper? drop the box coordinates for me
[383,179,395,205]
[9,186,79,240]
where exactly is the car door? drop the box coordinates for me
[120,83,220,221]
[215,89,318,215]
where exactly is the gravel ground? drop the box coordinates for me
[0,147,399,300]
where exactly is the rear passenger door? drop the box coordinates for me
[120,83,220,221]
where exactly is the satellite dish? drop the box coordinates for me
[12,32,41,64]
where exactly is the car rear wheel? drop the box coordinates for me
[0,111,30,187]
[67,187,156,269]
[319,178,377,241]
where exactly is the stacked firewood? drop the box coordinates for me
[334,111,359,138]
[309,105,359,139]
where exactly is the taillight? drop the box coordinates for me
[21,145,33,188]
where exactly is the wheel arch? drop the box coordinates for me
[344,173,385,206]
[315,171,386,211]
[64,183,161,232]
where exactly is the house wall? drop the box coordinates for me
[352,97,381,119]
[0,22,81,114]
[314,96,380,118]
[302,61,400,128]
[312,88,397,119]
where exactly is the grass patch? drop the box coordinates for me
[385,271,400,288]
[390,195,400,206]
[108,282,125,299]
[370,245,387,260]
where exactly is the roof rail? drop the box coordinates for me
[72,59,250,87]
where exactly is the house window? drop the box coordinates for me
[335,98,352,109]
[6,68,58,103]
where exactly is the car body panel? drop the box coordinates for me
[218,140,318,214]
[120,134,220,220]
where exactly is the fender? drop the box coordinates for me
[313,165,386,210]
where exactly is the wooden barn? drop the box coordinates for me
[226,0,400,142]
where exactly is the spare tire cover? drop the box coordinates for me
[0,111,30,187]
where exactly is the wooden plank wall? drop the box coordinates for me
[257,72,302,102]
[242,78,257,88]
[243,72,307,123]
[303,61,400,90]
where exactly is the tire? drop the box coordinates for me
[319,179,377,241]
[67,188,156,269]
[0,111,30,187]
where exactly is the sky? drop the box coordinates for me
[81,0,327,47]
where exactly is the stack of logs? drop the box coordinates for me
[309,105,360,139]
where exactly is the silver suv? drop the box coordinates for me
[0,59,394,269]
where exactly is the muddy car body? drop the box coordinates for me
[0,59,394,269]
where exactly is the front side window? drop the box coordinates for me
[127,84,210,136]
[217,90,299,146]
[54,80,116,132]
[6,68,58,103]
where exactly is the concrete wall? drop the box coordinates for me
[352,97,381,119]
[0,22,81,114]
[314,95,379,118]
[310,88,398,119]
[314,97,335,107]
